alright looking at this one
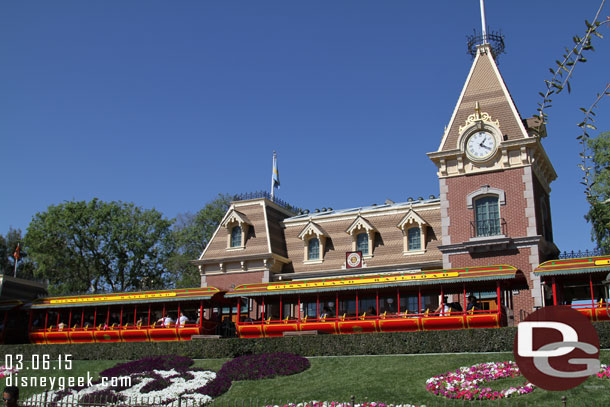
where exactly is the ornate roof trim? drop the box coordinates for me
[397,209,429,230]
[220,209,252,229]
[345,215,377,235]
[297,221,327,240]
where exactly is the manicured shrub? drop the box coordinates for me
[3,322,610,361]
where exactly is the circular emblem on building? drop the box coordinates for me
[346,251,362,268]
[513,306,600,391]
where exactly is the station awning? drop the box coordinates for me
[534,255,610,277]
[225,265,518,297]
[24,287,221,309]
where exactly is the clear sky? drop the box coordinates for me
[1,1,609,253]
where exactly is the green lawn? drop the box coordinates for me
[3,352,610,406]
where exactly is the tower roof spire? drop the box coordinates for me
[467,1,504,60]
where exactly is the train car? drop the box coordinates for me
[24,287,224,344]
[534,255,610,322]
[225,265,525,338]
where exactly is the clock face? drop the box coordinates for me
[466,131,497,160]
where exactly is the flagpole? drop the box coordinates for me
[13,243,19,277]
[271,151,276,200]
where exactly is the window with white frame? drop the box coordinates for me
[346,216,376,258]
[298,221,327,263]
[407,227,421,251]
[356,232,369,255]
[397,209,428,255]
[230,225,242,247]
[307,237,320,260]
[474,196,501,237]
[220,209,251,250]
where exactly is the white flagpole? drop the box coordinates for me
[271,151,276,200]
[480,0,488,44]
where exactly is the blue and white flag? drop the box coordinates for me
[272,151,280,190]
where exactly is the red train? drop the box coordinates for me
[1,255,608,344]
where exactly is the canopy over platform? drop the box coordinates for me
[25,287,221,309]
[226,265,519,297]
[534,255,610,277]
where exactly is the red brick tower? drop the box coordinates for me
[427,43,558,323]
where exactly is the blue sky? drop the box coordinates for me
[1,1,609,253]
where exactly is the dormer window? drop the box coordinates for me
[230,225,242,247]
[308,238,320,260]
[220,209,252,250]
[298,221,327,264]
[397,210,429,255]
[346,216,376,258]
[356,232,369,256]
[407,228,421,251]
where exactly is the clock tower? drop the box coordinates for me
[427,41,558,323]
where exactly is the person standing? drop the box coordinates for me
[3,386,18,407]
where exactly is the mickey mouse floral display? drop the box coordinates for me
[425,362,535,400]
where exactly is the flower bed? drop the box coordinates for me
[597,364,610,379]
[425,361,535,400]
[23,355,216,406]
[24,353,311,406]
[0,365,19,378]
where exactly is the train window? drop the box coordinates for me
[180,303,199,326]
[378,296,393,314]
[31,310,45,329]
[318,295,336,318]
[47,311,58,329]
[358,294,377,316]
[136,306,150,327]
[83,308,95,328]
[281,299,298,321]
[563,283,596,307]
[108,306,121,327]
[339,295,357,317]
[165,305,179,325]
[71,309,82,329]
[421,295,439,313]
[122,305,136,327]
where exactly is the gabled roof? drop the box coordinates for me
[437,44,529,153]
[297,221,327,240]
[220,209,251,228]
[397,209,429,230]
[345,215,377,235]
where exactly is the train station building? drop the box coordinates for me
[194,41,559,325]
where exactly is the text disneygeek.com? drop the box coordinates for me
[5,373,131,391]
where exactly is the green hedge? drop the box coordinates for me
[2,322,610,361]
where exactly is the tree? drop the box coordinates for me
[24,199,174,294]
[536,1,610,252]
[585,132,610,252]
[167,194,232,287]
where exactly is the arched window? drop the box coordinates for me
[407,228,421,251]
[230,225,242,247]
[308,238,320,260]
[356,232,369,255]
[474,196,500,237]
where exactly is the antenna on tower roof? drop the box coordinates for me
[467,0,505,60]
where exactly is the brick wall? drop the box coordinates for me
[445,167,529,243]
